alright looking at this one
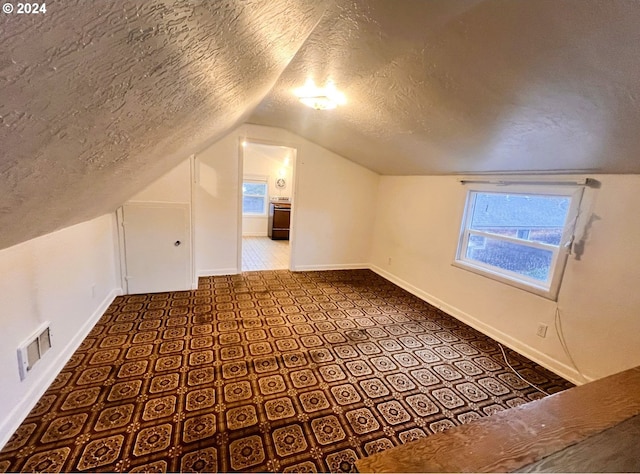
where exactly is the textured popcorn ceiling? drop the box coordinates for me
[250,0,640,176]
[2,0,640,249]
[0,0,327,249]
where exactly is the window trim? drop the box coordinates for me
[242,178,269,216]
[453,183,584,300]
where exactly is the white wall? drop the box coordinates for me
[0,214,121,448]
[290,132,378,271]
[194,130,242,275]
[242,144,294,236]
[195,124,379,275]
[370,174,640,383]
[129,159,192,203]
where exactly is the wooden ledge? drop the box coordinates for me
[356,366,640,473]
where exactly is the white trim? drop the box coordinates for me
[459,177,590,186]
[122,201,191,209]
[0,288,122,450]
[242,210,269,217]
[197,268,240,277]
[452,260,554,299]
[244,174,269,182]
[237,139,245,274]
[369,264,592,386]
[455,185,584,301]
[468,229,558,252]
[292,263,369,272]
[242,232,268,237]
[125,199,191,205]
[189,155,197,290]
[115,207,129,294]
[287,147,298,272]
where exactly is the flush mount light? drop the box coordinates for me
[294,79,346,110]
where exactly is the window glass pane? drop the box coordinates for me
[243,182,267,196]
[470,193,570,246]
[466,236,553,282]
[242,181,267,215]
[243,196,265,214]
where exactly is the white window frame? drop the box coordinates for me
[453,183,584,300]
[242,178,269,216]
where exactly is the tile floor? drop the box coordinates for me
[242,236,290,271]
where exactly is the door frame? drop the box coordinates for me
[115,206,128,293]
[237,138,299,272]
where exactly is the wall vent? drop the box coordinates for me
[17,322,52,381]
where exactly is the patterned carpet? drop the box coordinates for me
[0,270,573,473]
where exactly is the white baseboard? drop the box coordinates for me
[292,263,369,272]
[0,288,123,450]
[369,265,591,386]
[199,265,368,276]
[242,233,268,237]
[197,268,240,277]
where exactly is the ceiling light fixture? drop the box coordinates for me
[294,79,346,110]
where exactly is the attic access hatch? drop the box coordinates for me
[17,322,52,381]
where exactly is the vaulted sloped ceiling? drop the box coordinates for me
[2,0,640,250]
[250,0,640,175]
[0,0,328,250]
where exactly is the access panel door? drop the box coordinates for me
[122,203,191,294]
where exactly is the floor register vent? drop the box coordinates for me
[17,322,52,381]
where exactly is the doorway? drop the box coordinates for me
[240,141,296,271]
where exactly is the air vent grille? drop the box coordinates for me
[17,322,52,381]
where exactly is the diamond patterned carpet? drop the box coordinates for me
[0,270,573,472]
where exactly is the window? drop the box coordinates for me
[242,180,268,216]
[454,184,584,300]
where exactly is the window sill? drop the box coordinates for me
[452,259,558,301]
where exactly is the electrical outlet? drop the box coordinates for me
[387,257,392,265]
[536,323,548,338]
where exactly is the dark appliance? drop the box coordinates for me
[268,201,291,240]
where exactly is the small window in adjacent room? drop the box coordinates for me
[242,180,268,216]
[454,183,584,300]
